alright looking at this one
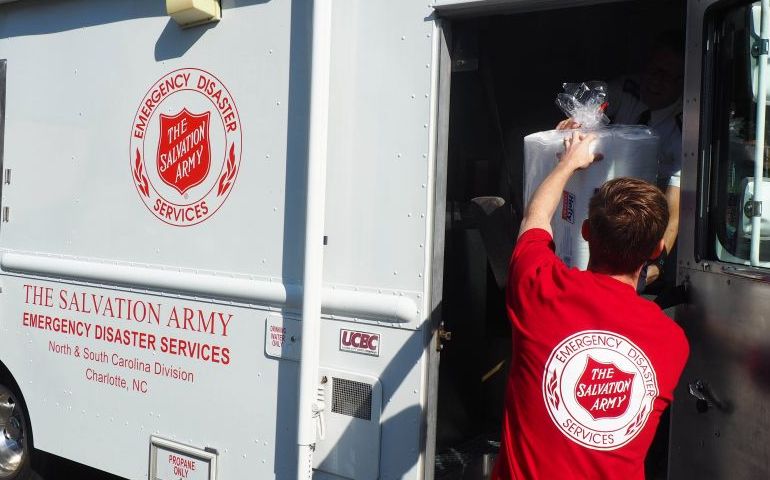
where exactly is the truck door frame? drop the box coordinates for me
[432,0,628,16]
[0,59,5,203]
[671,0,770,478]
[425,1,683,478]
[678,0,708,270]
[424,17,452,480]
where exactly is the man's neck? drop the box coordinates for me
[588,263,643,290]
[608,272,640,290]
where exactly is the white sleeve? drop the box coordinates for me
[668,169,681,188]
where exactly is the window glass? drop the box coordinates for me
[709,1,770,266]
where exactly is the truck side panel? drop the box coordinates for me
[0,0,438,479]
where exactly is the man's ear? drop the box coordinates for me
[650,238,666,260]
[581,220,591,242]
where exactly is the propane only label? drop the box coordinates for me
[156,451,207,480]
[150,436,216,480]
[339,329,380,357]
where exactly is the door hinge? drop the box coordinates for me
[436,322,452,352]
[744,199,763,218]
[752,38,769,57]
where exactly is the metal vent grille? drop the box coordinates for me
[332,377,372,420]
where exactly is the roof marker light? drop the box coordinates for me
[166,0,221,28]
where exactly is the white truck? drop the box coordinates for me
[0,0,768,479]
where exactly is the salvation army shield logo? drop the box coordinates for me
[542,330,658,451]
[129,68,242,226]
[575,357,634,420]
[157,109,211,195]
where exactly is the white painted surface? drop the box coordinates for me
[0,0,436,479]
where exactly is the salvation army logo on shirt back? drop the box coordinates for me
[542,330,659,450]
[576,357,635,419]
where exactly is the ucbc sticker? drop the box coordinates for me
[339,329,380,357]
[542,330,658,451]
[130,68,242,226]
[561,190,576,224]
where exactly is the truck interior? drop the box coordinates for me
[435,1,686,479]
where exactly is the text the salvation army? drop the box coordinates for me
[24,284,232,336]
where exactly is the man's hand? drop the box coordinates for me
[556,118,582,130]
[561,132,603,169]
[519,132,602,238]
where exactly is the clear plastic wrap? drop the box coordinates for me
[523,126,660,269]
[555,81,610,129]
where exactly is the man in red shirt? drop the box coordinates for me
[492,132,689,479]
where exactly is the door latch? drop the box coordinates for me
[436,322,452,352]
[688,380,731,413]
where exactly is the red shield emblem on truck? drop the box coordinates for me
[156,109,211,195]
[575,356,635,420]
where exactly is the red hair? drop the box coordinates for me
[587,178,669,274]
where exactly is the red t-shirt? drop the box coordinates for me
[492,229,689,480]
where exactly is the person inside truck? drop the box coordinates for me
[557,31,685,290]
[492,131,689,480]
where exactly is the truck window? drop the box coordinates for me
[707,1,770,267]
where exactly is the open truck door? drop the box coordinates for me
[671,0,770,478]
[431,1,686,478]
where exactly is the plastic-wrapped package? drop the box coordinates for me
[523,126,659,269]
[555,82,610,129]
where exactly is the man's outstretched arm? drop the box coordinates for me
[519,132,602,239]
